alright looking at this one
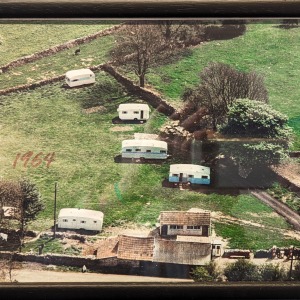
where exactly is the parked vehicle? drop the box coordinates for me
[121,139,168,160]
[57,208,104,231]
[65,68,95,87]
[117,103,151,121]
[169,164,210,185]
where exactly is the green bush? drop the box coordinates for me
[224,259,261,281]
[260,263,287,281]
[191,261,220,282]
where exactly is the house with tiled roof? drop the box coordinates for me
[159,210,211,238]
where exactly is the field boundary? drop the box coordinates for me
[0,24,123,73]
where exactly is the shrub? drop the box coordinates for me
[224,259,261,281]
[191,261,220,282]
[260,263,287,281]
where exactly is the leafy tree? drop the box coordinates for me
[224,259,261,281]
[182,62,268,130]
[220,99,292,138]
[219,99,293,177]
[19,178,44,227]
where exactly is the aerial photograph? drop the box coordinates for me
[0,19,299,283]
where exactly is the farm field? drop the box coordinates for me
[146,22,300,149]
[0,20,117,64]
[0,20,299,252]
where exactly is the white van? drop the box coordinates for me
[65,69,95,87]
[117,103,151,121]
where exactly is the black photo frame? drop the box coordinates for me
[0,1,300,299]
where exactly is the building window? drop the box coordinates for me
[170,225,183,230]
[63,219,68,222]
[125,149,132,152]
[187,225,201,230]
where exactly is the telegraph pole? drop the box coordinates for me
[53,182,57,238]
[289,245,295,280]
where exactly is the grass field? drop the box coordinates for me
[146,22,300,149]
[0,20,117,64]
[0,21,299,251]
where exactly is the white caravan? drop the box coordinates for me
[65,69,96,87]
[169,164,211,185]
[117,103,151,121]
[121,139,168,160]
[57,208,104,231]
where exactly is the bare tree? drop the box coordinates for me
[183,62,268,130]
[111,22,167,87]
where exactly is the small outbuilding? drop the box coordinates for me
[117,103,151,121]
[65,68,95,87]
[57,208,104,231]
[169,164,210,185]
[121,139,168,160]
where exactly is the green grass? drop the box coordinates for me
[0,20,117,64]
[146,22,300,149]
[0,21,299,252]
[214,223,300,250]
[0,34,115,90]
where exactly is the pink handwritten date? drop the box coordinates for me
[13,152,55,168]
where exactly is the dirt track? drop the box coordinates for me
[251,190,300,231]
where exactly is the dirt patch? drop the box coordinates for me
[110,126,134,132]
[82,106,107,114]
[273,161,300,187]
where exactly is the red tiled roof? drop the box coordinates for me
[117,235,154,261]
[159,211,211,226]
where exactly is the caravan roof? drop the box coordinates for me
[58,208,103,220]
[170,164,210,175]
[122,139,167,149]
[65,69,94,78]
[117,103,150,111]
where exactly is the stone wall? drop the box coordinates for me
[0,25,122,73]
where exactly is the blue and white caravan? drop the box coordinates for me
[121,139,168,160]
[169,164,210,185]
[65,68,95,87]
[117,103,151,121]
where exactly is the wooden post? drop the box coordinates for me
[53,182,57,238]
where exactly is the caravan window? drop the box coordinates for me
[188,175,194,178]
[81,221,86,224]
[133,111,139,114]
[172,174,179,177]
[125,149,132,152]
[71,79,79,82]
[202,175,208,179]
[73,219,76,221]
[146,150,151,153]
[160,150,166,153]
[63,219,68,222]
[94,221,97,224]
[122,111,127,114]
[135,149,141,152]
